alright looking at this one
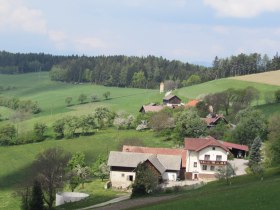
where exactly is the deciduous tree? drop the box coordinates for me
[33,148,70,210]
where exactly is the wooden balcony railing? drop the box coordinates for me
[199,160,227,165]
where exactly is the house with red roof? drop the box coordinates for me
[184,136,229,180]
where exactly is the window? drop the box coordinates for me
[128,175,134,181]
[121,173,125,177]
[193,162,197,168]
[204,155,210,160]
[212,147,216,150]
[202,165,207,170]
[216,155,222,161]
[210,166,215,171]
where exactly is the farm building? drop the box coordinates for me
[163,94,182,106]
[185,136,229,180]
[107,151,181,188]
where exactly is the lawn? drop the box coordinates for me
[136,168,280,210]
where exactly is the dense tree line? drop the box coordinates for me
[1,51,280,88]
[49,55,210,88]
[0,51,70,74]
[212,53,280,78]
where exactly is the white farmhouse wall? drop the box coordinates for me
[110,171,135,188]
[198,147,227,161]
[162,172,178,181]
[186,151,200,173]
[186,147,228,179]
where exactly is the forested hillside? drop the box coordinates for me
[0,51,280,89]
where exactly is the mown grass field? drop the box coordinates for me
[136,168,280,210]
[232,70,280,86]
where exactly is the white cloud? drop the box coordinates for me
[0,0,47,34]
[204,0,280,18]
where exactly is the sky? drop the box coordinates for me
[1,0,280,65]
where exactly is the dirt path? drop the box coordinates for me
[94,194,180,210]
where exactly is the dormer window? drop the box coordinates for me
[212,147,216,150]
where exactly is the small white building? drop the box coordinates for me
[184,137,229,180]
[107,151,181,188]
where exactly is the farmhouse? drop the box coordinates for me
[163,94,182,106]
[108,139,248,186]
[107,151,181,188]
[202,114,229,128]
[185,136,228,180]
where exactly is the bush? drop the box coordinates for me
[275,89,280,103]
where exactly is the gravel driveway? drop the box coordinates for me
[228,158,249,176]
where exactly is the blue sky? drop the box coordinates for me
[1,0,280,64]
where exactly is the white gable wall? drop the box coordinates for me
[110,171,135,188]
[198,147,227,161]
[186,146,228,179]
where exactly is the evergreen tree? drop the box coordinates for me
[29,180,44,210]
[249,136,262,168]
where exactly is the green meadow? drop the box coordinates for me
[176,78,280,104]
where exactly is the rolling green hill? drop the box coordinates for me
[0,72,279,210]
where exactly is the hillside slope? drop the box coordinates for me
[176,78,279,104]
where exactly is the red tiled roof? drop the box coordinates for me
[140,105,164,113]
[185,99,200,107]
[184,137,229,152]
[122,145,186,168]
[219,141,249,152]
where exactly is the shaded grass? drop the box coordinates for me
[256,103,280,118]
[136,168,280,210]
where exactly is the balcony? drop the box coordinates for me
[199,160,227,165]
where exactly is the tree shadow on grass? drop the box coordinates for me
[0,162,35,190]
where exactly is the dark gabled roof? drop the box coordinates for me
[123,145,186,168]
[201,114,228,126]
[163,94,181,101]
[107,151,181,173]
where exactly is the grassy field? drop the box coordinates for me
[176,78,280,104]
[232,70,280,86]
[136,168,280,210]
[0,72,165,131]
